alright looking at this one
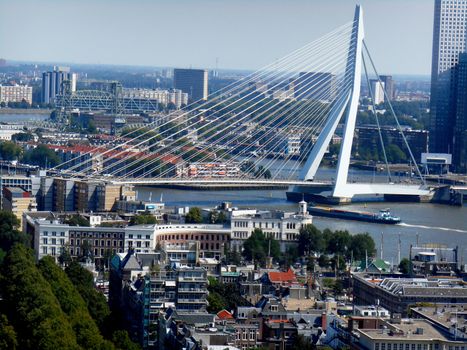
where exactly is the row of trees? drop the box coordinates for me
[0,142,61,168]
[0,210,140,350]
[298,224,376,262]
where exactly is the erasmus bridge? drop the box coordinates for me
[50,6,433,203]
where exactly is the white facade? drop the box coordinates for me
[122,88,188,108]
[370,80,385,105]
[125,225,156,253]
[433,0,467,75]
[32,219,70,261]
[230,203,312,252]
[0,85,33,104]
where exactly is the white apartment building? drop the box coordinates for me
[230,201,312,252]
[124,225,157,253]
[122,88,188,108]
[0,84,33,104]
[370,79,385,105]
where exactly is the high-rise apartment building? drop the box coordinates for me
[430,0,467,155]
[379,75,395,100]
[369,79,385,105]
[0,85,33,105]
[41,66,76,104]
[173,68,208,101]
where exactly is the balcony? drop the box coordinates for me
[177,288,206,293]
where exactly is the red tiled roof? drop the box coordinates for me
[268,268,297,284]
[216,309,234,320]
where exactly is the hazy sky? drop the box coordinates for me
[0,0,434,75]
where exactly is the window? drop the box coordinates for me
[42,246,47,254]
[43,238,48,244]
[43,231,48,236]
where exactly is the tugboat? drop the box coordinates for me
[308,206,401,224]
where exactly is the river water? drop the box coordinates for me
[0,112,50,123]
[2,113,465,263]
[136,165,467,264]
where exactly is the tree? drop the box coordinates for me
[399,258,411,274]
[333,279,344,295]
[0,315,17,350]
[129,212,157,226]
[22,144,60,168]
[58,246,73,267]
[298,224,324,256]
[326,230,351,256]
[65,261,111,333]
[185,207,203,223]
[318,254,330,268]
[386,144,407,163]
[65,215,90,227]
[349,233,376,261]
[207,292,227,313]
[2,245,80,349]
[242,229,280,266]
[38,256,111,350]
[0,211,29,253]
[111,330,141,350]
[0,141,22,161]
[11,132,34,142]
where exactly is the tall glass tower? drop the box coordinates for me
[430,0,467,154]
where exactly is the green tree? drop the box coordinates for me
[2,245,80,349]
[298,224,324,256]
[386,144,407,163]
[111,330,141,350]
[65,261,111,332]
[129,212,158,226]
[242,229,280,266]
[65,215,90,227]
[399,258,411,274]
[207,292,227,313]
[326,230,351,256]
[38,256,111,350]
[318,254,330,268]
[0,314,17,350]
[349,233,376,261]
[0,211,29,253]
[22,144,60,168]
[185,207,203,223]
[0,141,22,161]
[11,132,34,142]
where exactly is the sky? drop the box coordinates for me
[0,0,434,75]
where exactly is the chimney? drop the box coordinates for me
[321,312,327,331]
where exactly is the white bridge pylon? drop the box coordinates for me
[299,5,431,200]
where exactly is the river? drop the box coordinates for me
[2,112,465,263]
[135,166,467,263]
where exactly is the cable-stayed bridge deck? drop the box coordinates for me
[50,6,433,204]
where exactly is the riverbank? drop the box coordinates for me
[0,108,52,115]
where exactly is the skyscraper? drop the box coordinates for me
[173,68,208,101]
[454,53,467,173]
[369,79,385,105]
[379,75,395,101]
[430,0,467,154]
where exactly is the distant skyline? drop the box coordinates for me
[0,0,434,75]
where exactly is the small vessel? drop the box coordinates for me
[308,206,401,224]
